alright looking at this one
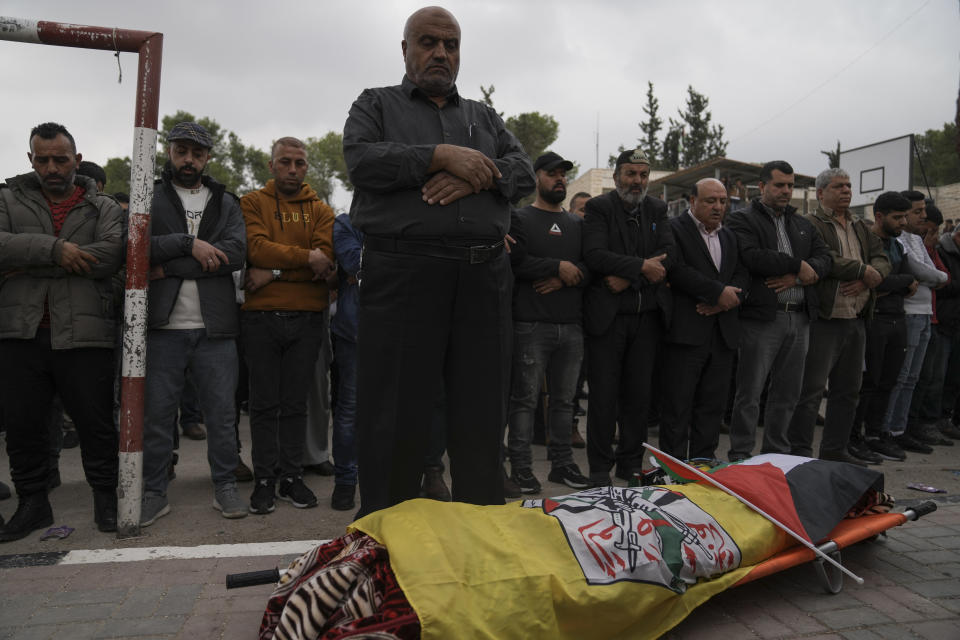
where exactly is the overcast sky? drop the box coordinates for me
[1,0,957,210]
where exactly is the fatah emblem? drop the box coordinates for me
[523,486,741,593]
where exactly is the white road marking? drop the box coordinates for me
[59,540,330,565]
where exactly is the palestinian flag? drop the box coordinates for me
[650,451,884,543]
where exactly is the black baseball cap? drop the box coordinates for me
[534,151,573,173]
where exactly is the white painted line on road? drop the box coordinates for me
[59,540,330,565]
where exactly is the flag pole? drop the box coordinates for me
[643,443,864,585]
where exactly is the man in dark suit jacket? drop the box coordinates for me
[724,161,832,461]
[661,178,749,461]
[582,149,677,486]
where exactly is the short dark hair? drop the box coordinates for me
[900,190,926,203]
[570,191,591,202]
[873,191,911,215]
[113,192,130,204]
[30,122,76,153]
[78,160,106,186]
[926,204,944,226]
[759,161,794,183]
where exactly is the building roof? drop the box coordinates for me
[649,157,816,202]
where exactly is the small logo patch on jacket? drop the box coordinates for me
[549,223,562,236]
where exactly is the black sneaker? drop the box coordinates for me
[847,441,882,465]
[866,435,906,461]
[277,476,318,508]
[548,464,591,489]
[249,479,276,515]
[502,467,521,499]
[895,433,933,454]
[510,468,541,494]
[331,484,356,511]
[820,450,867,467]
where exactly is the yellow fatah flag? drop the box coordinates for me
[351,484,790,640]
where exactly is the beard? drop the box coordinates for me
[539,183,566,205]
[40,168,76,195]
[616,183,647,208]
[173,164,202,187]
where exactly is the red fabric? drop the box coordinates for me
[39,186,86,329]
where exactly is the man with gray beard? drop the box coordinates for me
[582,149,677,486]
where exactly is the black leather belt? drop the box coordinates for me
[364,236,504,264]
[776,302,806,312]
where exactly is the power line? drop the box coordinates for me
[729,0,932,144]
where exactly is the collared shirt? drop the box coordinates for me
[343,76,535,241]
[762,202,804,305]
[686,209,722,271]
[825,209,868,319]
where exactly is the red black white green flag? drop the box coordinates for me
[650,452,884,543]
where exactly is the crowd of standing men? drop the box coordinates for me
[2,5,960,545]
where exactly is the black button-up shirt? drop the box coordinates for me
[343,76,535,242]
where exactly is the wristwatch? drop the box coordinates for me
[272,269,281,281]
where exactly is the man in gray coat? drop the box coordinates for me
[0,122,123,542]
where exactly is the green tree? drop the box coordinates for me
[661,119,684,171]
[103,156,132,194]
[303,132,352,205]
[505,112,559,163]
[479,84,504,117]
[639,81,662,166]
[913,122,960,186]
[678,86,726,166]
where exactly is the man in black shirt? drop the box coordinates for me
[343,6,535,516]
[582,149,677,486]
[506,152,590,493]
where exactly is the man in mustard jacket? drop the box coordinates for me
[240,137,335,515]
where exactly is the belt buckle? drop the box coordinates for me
[469,245,487,264]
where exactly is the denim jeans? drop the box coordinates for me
[242,311,324,480]
[143,329,239,496]
[507,321,584,471]
[331,335,359,486]
[729,311,809,459]
[883,314,931,436]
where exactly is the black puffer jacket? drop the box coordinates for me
[147,170,245,337]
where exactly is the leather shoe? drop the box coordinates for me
[420,466,451,502]
[820,450,867,467]
[304,461,335,476]
[896,433,934,454]
[0,493,53,543]
[181,423,206,441]
[93,489,117,533]
[846,442,882,465]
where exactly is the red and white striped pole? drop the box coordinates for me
[0,17,163,538]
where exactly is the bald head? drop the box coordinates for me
[402,6,461,99]
[690,178,728,231]
[692,177,724,197]
[404,6,458,39]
